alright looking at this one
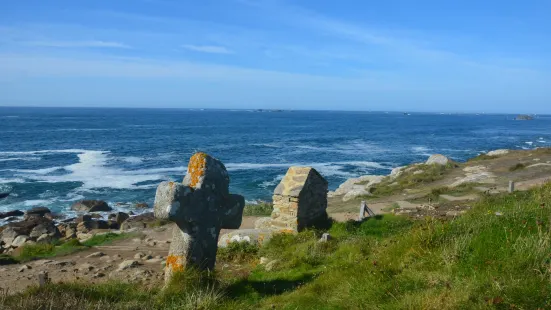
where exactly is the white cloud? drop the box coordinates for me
[24,40,131,49]
[182,44,233,54]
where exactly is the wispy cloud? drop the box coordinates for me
[182,44,233,54]
[24,40,131,49]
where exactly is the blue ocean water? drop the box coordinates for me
[1,107,550,220]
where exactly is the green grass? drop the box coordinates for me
[217,241,260,263]
[242,202,273,216]
[509,162,527,172]
[4,182,551,309]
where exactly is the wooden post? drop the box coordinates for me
[508,181,515,193]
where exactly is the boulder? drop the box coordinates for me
[390,166,406,180]
[4,216,53,236]
[30,222,59,239]
[426,154,450,166]
[333,175,384,199]
[0,210,24,219]
[218,228,284,248]
[120,212,156,231]
[71,200,112,212]
[134,202,149,209]
[11,235,29,247]
[117,260,140,271]
[108,212,130,224]
[37,234,56,244]
[25,207,51,217]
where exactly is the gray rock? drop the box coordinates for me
[120,213,156,231]
[71,200,112,212]
[134,252,145,259]
[25,207,51,217]
[18,265,32,272]
[134,202,149,209]
[36,234,55,244]
[117,260,140,271]
[0,210,24,219]
[319,233,331,242]
[426,154,450,166]
[108,212,130,224]
[85,252,105,258]
[30,222,59,239]
[78,263,95,272]
[487,149,509,156]
[11,235,29,247]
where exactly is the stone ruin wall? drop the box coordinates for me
[271,167,328,232]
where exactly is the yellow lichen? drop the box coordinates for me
[188,152,207,188]
[166,254,185,272]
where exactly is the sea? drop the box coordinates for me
[1,107,550,222]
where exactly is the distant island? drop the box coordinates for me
[516,114,534,120]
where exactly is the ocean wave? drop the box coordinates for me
[0,157,41,162]
[0,149,93,156]
[0,178,26,184]
[9,167,64,174]
[13,151,179,190]
[122,156,144,164]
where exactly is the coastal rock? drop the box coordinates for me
[29,222,59,239]
[0,210,23,219]
[426,154,450,166]
[11,235,29,248]
[218,228,279,248]
[0,185,12,200]
[71,200,112,212]
[487,149,509,156]
[117,260,140,271]
[4,216,53,237]
[0,193,9,199]
[108,212,130,225]
[390,166,406,179]
[343,186,370,202]
[516,114,534,121]
[120,213,156,231]
[134,202,149,209]
[25,207,51,217]
[334,175,384,202]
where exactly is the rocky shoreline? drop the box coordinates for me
[0,200,158,255]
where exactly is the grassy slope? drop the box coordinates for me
[3,183,551,309]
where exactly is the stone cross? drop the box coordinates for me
[154,152,245,283]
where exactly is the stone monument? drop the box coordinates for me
[154,152,245,283]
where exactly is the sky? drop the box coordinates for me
[0,0,550,113]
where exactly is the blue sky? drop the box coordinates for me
[0,0,550,112]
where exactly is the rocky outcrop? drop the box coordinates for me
[487,149,509,156]
[71,200,112,212]
[332,175,385,202]
[426,154,451,166]
[24,207,51,217]
[120,213,156,231]
[0,210,23,219]
[516,115,534,120]
[134,202,149,209]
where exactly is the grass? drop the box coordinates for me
[4,182,551,309]
[3,233,136,264]
[242,202,273,216]
[412,182,483,203]
[217,242,259,263]
[509,162,527,172]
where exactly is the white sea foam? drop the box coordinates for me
[122,156,144,164]
[17,151,181,190]
[9,167,64,174]
[526,142,534,145]
[0,178,26,184]
[23,199,53,207]
[259,175,285,188]
[0,157,41,162]
[0,149,92,156]
[250,143,280,148]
